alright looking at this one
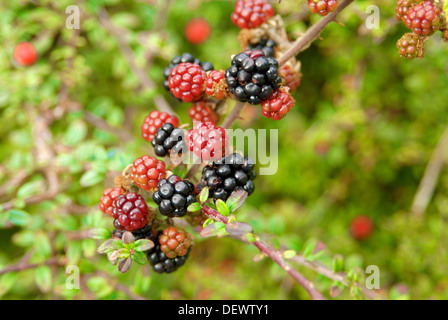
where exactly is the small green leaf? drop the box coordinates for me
[199,187,209,204]
[333,254,344,273]
[0,272,17,298]
[35,266,52,293]
[187,202,201,212]
[134,239,154,252]
[122,232,135,245]
[97,239,124,254]
[172,164,187,179]
[80,169,105,187]
[283,250,296,259]
[215,199,230,216]
[303,239,317,258]
[226,189,248,212]
[118,257,132,273]
[132,251,147,265]
[202,218,214,228]
[116,248,131,259]
[244,233,257,242]
[8,209,31,226]
[17,180,43,199]
[89,228,111,240]
[200,222,227,238]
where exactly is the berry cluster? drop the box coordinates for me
[153,175,196,217]
[168,62,207,103]
[130,155,166,191]
[147,235,191,274]
[205,70,228,100]
[397,33,425,59]
[99,187,123,217]
[261,87,295,120]
[186,121,229,161]
[112,192,151,232]
[247,39,277,58]
[159,226,192,258]
[163,53,213,92]
[225,50,281,105]
[231,0,275,29]
[196,153,256,201]
[152,123,186,157]
[141,110,179,143]
[403,1,441,36]
[279,64,301,93]
[395,0,420,21]
[307,0,338,16]
[188,101,219,123]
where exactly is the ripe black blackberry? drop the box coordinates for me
[247,39,277,58]
[151,123,186,157]
[153,175,196,217]
[146,235,191,274]
[163,53,214,92]
[196,153,256,201]
[225,50,281,105]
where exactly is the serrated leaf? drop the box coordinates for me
[226,189,248,212]
[199,187,209,204]
[134,239,154,252]
[283,250,296,259]
[79,169,105,187]
[89,228,111,240]
[215,199,230,216]
[35,266,52,293]
[8,209,31,226]
[132,251,147,265]
[187,202,201,212]
[122,231,135,245]
[118,257,132,273]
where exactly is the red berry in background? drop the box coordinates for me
[188,101,219,123]
[186,121,229,161]
[168,62,206,103]
[205,70,228,100]
[307,0,338,16]
[231,0,275,29]
[404,1,441,36]
[185,18,211,45]
[141,110,179,143]
[13,42,38,66]
[130,155,166,191]
[261,87,295,120]
[350,215,374,241]
[279,65,301,93]
[112,192,149,231]
[99,187,124,217]
[159,226,192,258]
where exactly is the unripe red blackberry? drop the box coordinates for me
[396,33,425,59]
[231,0,275,29]
[112,192,150,231]
[261,87,295,120]
[205,70,228,100]
[168,62,207,103]
[350,215,374,241]
[130,155,166,191]
[163,53,214,93]
[159,226,192,258]
[146,235,191,273]
[247,39,277,58]
[225,50,282,105]
[13,42,38,66]
[196,153,256,201]
[307,0,338,16]
[185,18,211,44]
[153,175,196,217]
[404,1,441,36]
[99,187,124,217]
[188,101,220,123]
[395,0,421,21]
[186,121,229,161]
[151,123,186,158]
[279,64,301,92]
[141,111,179,143]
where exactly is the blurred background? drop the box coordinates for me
[1,0,448,300]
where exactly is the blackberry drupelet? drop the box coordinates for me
[247,39,277,58]
[153,175,196,217]
[151,123,186,157]
[163,53,213,92]
[196,153,256,201]
[146,235,191,274]
[225,50,282,105]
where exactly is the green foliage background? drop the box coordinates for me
[0,0,447,300]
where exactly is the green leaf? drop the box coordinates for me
[79,169,105,187]
[333,254,344,273]
[134,239,154,252]
[82,239,97,258]
[199,187,209,204]
[116,248,131,259]
[202,218,214,228]
[118,257,132,273]
[97,239,124,253]
[215,199,230,216]
[89,228,111,240]
[122,231,135,245]
[16,180,43,199]
[34,233,52,259]
[8,209,31,226]
[303,239,317,258]
[226,189,248,212]
[283,250,296,259]
[0,272,17,298]
[172,164,187,179]
[64,120,87,146]
[132,251,147,265]
[187,202,201,212]
[244,233,257,242]
[67,241,82,265]
[35,266,52,293]
[200,222,227,238]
